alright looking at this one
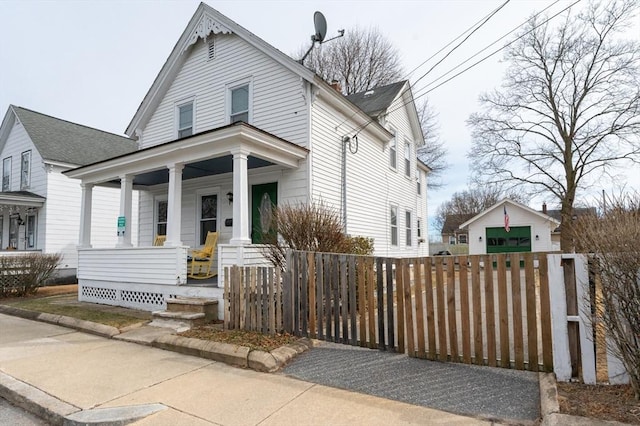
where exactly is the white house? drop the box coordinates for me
[65,3,428,312]
[459,199,560,255]
[0,106,138,280]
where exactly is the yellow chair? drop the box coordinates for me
[153,235,166,246]
[188,231,218,279]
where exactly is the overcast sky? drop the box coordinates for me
[1,0,638,237]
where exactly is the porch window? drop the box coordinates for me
[21,150,31,190]
[230,84,249,123]
[9,215,19,249]
[155,200,167,236]
[390,205,398,246]
[405,210,412,246]
[2,157,10,191]
[199,194,218,245]
[389,130,397,169]
[177,102,193,138]
[26,213,36,249]
[404,140,411,178]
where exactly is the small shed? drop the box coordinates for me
[459,199,560,255]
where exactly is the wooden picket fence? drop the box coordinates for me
[224,251,554,372]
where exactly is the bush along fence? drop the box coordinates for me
[0,253,62,297]
[224,251,630,383]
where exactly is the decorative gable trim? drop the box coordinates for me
[182,12,232,53]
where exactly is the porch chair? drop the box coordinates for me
[188,231,219,279]
[153,235,166,246]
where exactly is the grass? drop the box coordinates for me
[1,294,147,329]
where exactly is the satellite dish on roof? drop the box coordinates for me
[299,11,343,64]
[313,11,327,43]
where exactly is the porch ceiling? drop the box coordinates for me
[0,191,46,207]
[130,155,273,186]
[64,122,308,185]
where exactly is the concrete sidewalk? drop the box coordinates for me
[0,313,490,425]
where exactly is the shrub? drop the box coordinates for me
[261,202,374,269]
[0,253,62,298]
[575,193,640,399]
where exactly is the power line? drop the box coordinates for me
[335,0,512,134]
[352,0,582,139]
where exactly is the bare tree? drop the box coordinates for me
[434,186,529,232]
[416,98,449,190]
[468,0,640,252]
[299,26,403,95]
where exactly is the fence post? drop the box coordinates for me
[548,254,571,381]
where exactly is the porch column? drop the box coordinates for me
[116,175,133,247]
[165,163,184,247]
[78,183,93,248]
[230,149,251,245]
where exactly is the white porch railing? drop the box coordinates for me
[77,246,222,312]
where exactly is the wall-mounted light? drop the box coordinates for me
[226,192,233,204]
[478,236,483,242]
[535,235,539,241]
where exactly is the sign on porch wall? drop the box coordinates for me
[117,216,126,236]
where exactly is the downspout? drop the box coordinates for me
[341,136,348,233]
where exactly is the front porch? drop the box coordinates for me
[66,123,307,317]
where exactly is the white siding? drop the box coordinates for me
[310,94,425,257]
[140,33,309,150]
[44,167,139,269]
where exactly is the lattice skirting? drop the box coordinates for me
[78,280,223,314]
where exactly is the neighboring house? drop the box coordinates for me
[64,3,428,313]
[459,199,560,255]
[540,203,597,250]
[440,213,474,245]
[0,106,138,280]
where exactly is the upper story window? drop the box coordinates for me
[405,210,412,247]
[458,234,468,244]
[404,140,412,178]
[21,150,31,190]
[416,169,422,195]
[390,205,398,246]
[177,101,193,138]
[2,157,11,191]
[230,84,250,123]
[389,130,397,170]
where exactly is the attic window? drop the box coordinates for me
[207,36,215,60]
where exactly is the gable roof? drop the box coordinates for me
[4,106,137,166]
[544,207,597,232]
[126,2,318,137]
[459,198,560,230]
[346,81,406,118]
[125,3,392,144]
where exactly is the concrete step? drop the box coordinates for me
[166,297,218,321]
[150,310,206,332]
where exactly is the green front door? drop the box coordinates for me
[486,226,532,253]
[251,182,277,244]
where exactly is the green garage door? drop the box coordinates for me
[486,226,531,253]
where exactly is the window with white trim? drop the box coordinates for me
[389,130,397,169]
[0,216,3,248]
[20,150,31,190]
[177,102,193,138]
[405,210,412,247]
[26,213,36,249]
[230,84,250,123]
[199,194,218,245]
[417,218,422,238]
[416,169,421,195]
[404,140,412,178]
[390,205,398,246]
[2,157,11,191]
[155,200,167,236]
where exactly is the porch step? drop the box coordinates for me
[167,297,218,319]
[150,297,219,332]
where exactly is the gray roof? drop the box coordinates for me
[345,81,407,118]
[12,106,137,166]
